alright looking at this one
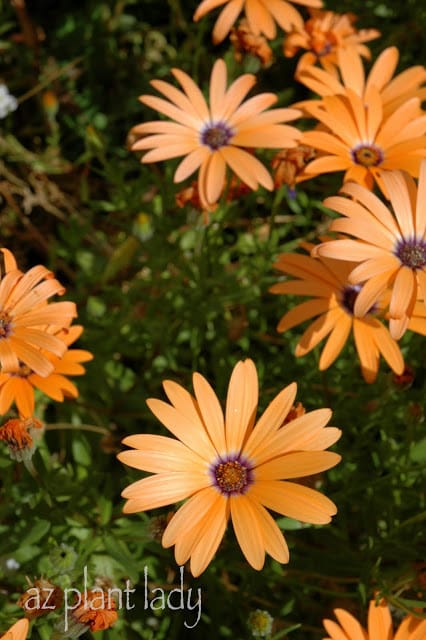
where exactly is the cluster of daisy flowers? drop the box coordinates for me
[130,0,426,382]
[119,0,426,636]
[0,248,92,463]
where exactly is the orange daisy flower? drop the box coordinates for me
[296,46,426,118]
[0,619,29,640]
[323,599,426,640]
[315,163,426,339]
[0,325,93,417]
[284,9,380,73]
[271,243,404,383]
[0,416,43,462]
[193,0,323,44]
[119,359,341,577]
[300,87,426,191]
[0,248,76,378]
[132,59,301,210]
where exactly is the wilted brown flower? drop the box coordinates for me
[0,417,43,462]
[271,145,316,190]
[230,20,273,66]
[18,577,63,619]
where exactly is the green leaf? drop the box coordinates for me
[20,520,51,547]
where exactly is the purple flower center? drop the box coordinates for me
[211,455,253,495]
[200,122,233,150]
[395,238,426,270]
[0,311,12,339]
[340,284,376,315]
[351,143,383,167]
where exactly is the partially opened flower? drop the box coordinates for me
[119,359,341,576]
[230,19,273,66]
[284,9,380,73]
[300,87,426,191]
[0,416,43,463]
[132,59,301,210]
[0,248,76,377]
[315,163,426,339]
[296,46,426,118]
[271,243,404,382]
[193,0,323,44]
[323,599,426,640]
[0,325,93,417]
[71,589,118,633]
[0,619,29,640]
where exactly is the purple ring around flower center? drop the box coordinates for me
[200,121,234,151]
[210,454,254,495]
[351,143,384,167]
[395,237,426,270]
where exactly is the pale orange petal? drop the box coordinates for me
[369,319,404,375]
[187,494,228,576]
[232,124,300,148]
[389,266,416,318]
[256,450,341,480]
[0,340,20,373]
[251,408,333,465]
[381,171,415,238]
[249,480,337,524]
[225,359,258,454]
[192,371,227,455]
[220,146,273,191]
[295,307,342,356]
[212,0,245,43]
[121,472,210,511]
[14,301,78,328]
[139,95,200,129]
[171,67,210,121]
[367,600,392,640]
[323,617,354,640]
[317,239,389,262]
[389,315,410,341]
[277,299,332,333]
[1,248,18,272]
[162,486,222,547]
[209,58,227,121]
[349,255,400,284]
[319,312,352,370]
[352,318,379,383]
[119,434,207,473]
[353,271,396,317]
[146,398,218,461]
[416,269,426,308]
[335,608,368,640]
[162,379,204,426]
[416,159,426,236]
[12,279,66,316]
[174,147,208,183]
[218,74,256,121]
[230,494,265,569]
[1,618,29,640]
[205,152,227,204]
[228,93,277,128]
[243,382,297,460]
[246,0,276,38]
[249,499,289,563]
[31,373,77,401]
[12,327,67,358]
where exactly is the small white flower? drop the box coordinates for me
[0,83,18,119]
[5,558,20,570]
